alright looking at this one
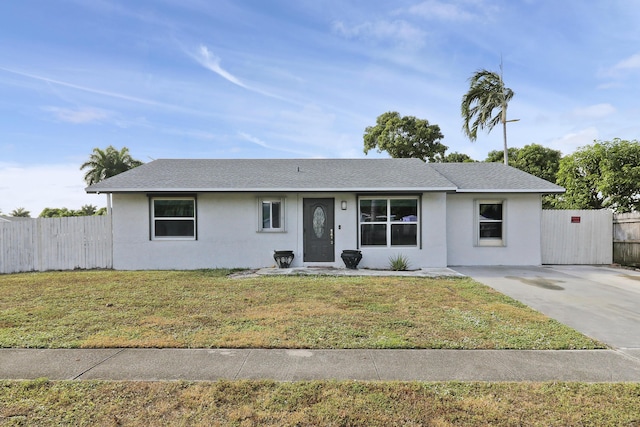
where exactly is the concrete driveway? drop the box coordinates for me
[453,265,640,359]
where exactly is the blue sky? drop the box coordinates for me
[2,0,640,215]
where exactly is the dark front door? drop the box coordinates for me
[303,198,335,262]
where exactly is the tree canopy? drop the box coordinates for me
[461,69,515,164]
[486,144,561,184]
[39,205,106,218]
[555,139,640,213]
[363,111,447,162]
[442,152,476,163]
[9,207,31,218]
[81,146,143,186]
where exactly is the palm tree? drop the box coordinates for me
[461,68,515,164]
[80,146,143,186]
[10,207,31,217]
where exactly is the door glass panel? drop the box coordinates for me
[313,206,326,238]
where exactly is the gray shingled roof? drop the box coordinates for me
[428,162,565,193]
[85,158,457,193]
[85,159,565,194]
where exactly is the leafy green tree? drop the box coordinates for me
[39,208,78,218]
[442,152,476,162]
[78,204,98,216]
[10,207,31,217]
[81,146,143,186]
[486,144,561,184]
[486,147,520,165]
[461,69,515,165]
[363,111,447,162]
[555,139,640,212]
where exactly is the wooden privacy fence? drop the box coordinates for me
[0,216,112,274]
[541,209,613,265]
[613,212,640,267]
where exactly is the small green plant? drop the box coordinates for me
[388,254,410,271]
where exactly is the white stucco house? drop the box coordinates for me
[85,158,564,270]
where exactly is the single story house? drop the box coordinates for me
[85,158,564,270]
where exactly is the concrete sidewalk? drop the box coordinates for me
[2,348,640,382]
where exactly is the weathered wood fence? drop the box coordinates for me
[0,216,112,274]
[613,212,640,267]
[541,209,613,265]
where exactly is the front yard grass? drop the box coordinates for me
[0,270,603,349]
[1,380,639,426]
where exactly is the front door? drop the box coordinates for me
[303,198,335,262]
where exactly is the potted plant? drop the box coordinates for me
[273,250,295,268]
[341,250,362,269]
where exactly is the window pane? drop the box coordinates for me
[262,202,271,228]
[480,222,502,238]
[154,200,194,217]
[155,220,195,237]
[361,224,386,245]
[479,203,502,221]
[391,224,417,245]
[271,202,281,228]
[360,199,387,222]
[391,199,418,222]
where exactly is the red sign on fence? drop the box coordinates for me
[571,216,581,223]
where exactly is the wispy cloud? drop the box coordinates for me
[189,44,293,103]
[406,0,475,21]
[0,66,166,107]
[42,106,111,124]
[331,20,425,49]
[238,132,314,156]
[570,103,616,120]
[193,45,250,89]
[599,52,640,83]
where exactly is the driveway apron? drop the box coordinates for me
[453,265,640,360]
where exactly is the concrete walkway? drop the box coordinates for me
[3,348,640,382]
[3,266,640,382]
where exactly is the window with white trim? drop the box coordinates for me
[259,198,285,232]
[477,200,504,246]
[359,197,419,247]
[151,197,196,240]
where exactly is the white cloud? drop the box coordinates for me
[407,0,475,20]
[42,106,111,124]
[570,103,616,120]
[331,20,425,49]
[0,163,102,216]
[547,127,598,154]
[612,53,640,72]
[194,45,250,89]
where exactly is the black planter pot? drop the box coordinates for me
[341,250,362,269]
[273,250,295,268]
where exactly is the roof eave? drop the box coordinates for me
[86,186,459,194]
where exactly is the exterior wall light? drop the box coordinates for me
[341,200,347,210]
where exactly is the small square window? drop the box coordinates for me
[259,198,285,232]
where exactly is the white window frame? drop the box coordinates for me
[359,196,420,248]
[476,199,505,247]
[258,197,285,232]
[150,196,196,241]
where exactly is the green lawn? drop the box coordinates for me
[1,380,639,426]
[0,270,602,349]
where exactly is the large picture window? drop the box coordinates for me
[359,197,419,247]
[259,198,285,232]
[477,200,504,246]
[151,197,196,240]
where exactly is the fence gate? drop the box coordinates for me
[541,209,612,265]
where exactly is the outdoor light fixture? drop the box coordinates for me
[341,200,347,210]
